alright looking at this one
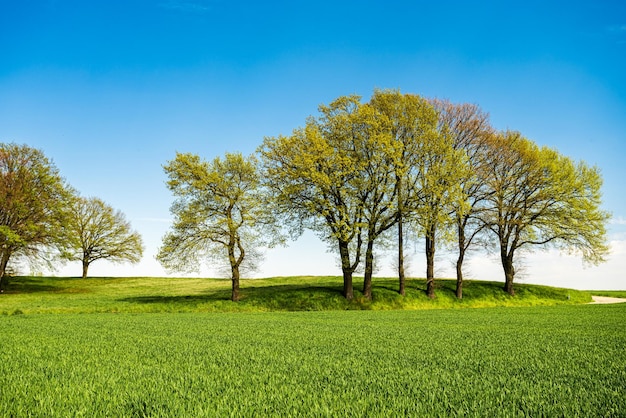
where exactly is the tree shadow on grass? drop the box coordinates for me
[1,276,69,294]
[119,283,358,311]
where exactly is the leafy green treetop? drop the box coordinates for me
[0,143,72,290]
[60,196,144,278]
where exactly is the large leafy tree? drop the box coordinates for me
[61,196,144,278]
[158,152,275,301]
[369,89,440,296]
[481,131,610,295]
[260,96,369,300]
[341,98,402,300]
[429,99,493,299]
[0,143,71,290]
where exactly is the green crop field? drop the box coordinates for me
[0,276,624,416]
[1,307,625,416]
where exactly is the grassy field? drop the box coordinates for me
[588,290,626,299]
[0,276,623,416]
[1,305,625,416]
[0,275,593,315]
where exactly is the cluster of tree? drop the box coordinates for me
[0,143,143,290]
[159,89,609,301]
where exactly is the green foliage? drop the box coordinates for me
[0,143,73,283]
[60,196,144,277]
[0,305,624,416]
[481,131,610,294]
[158,152,280,301]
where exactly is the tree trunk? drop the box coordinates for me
[228,239,241,302]
[82,260,89,279]
[231,266,240,302]
[362,238,374,300]
[425,231,436,299]
[455,224,465,299]
[398,214,406,296]
[501,251,515,296]
[338,241,354,300]
[0,252,11,293]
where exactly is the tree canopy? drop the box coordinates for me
[0,143,72,289]
[60,196,144,278]
[2,89,610,301]
[480,131,610,295]
[158,152,278,301]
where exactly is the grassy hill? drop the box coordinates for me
[1,275,593,315]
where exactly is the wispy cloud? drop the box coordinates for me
[158,0,214,14]
[611,216,626,226]
[606,24,626,44]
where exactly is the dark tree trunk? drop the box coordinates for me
[231,266,240,302]
[339,241,354,300]
[362,239,375,300]
[398,214,406,296]
[455,257,464,299]
[501,251,515,296]
[455,224,465,299]
[82,260,89,279]
[0,252,11,293]
[425,231,436,299]
[228,238,241,302]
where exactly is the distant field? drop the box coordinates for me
[0,275,594,315]
[588,290,626,299]
[1,305,624,416]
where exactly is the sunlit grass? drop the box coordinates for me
[0,305,624,416]
[587,290,626,298]
[1,275,592,315]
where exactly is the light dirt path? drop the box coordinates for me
[590,296,626,304]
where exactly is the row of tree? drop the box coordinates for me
[1,89,609,300]
[0,143,143,290]
[157,89,609,301]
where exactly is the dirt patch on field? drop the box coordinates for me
[590,296,626,304]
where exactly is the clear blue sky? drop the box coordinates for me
[1,0,625,289]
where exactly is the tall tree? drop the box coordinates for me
[158,152,275,302]
[260,96,368,300]
[350,101,399,300]
[413,132,467,298]
[369,89,440,296]
[60,196,144,278]
[429,99,493,299]
[0,143,71,290]
[481,131,610,295]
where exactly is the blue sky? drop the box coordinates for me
[1,0,625,289]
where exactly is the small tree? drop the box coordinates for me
[61,196,144,278]
[158,152,275,301]
[0,143,71,291]
[481,131,610,295]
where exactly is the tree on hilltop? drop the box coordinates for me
[0,143,72,290]
[429,99,493,299]
[480,131,610,295]
[158,152,279,301]
[368,89,441,296]
[260,96,369,300]
[60,196,144,278]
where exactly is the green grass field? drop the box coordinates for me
[0,276,624,416]
[1,305,625,416]
[1,275,593,315]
